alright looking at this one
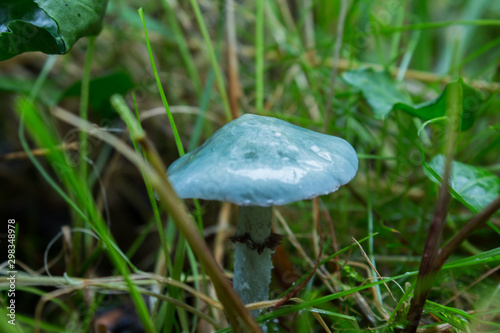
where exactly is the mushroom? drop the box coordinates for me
[167,114,358,316]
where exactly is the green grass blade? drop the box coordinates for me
[105,95,259,331]
[188,0,232,121]
[16,98,156,333]
[138,7,185,157]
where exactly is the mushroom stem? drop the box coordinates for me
[233,206,274,317]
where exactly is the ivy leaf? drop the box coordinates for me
[342,67,413,119]
[425,154,500,212]
[342,68,483,130]
[0,0,108,61]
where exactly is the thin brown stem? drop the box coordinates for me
[403,182,451,332]
[403,80,462,332]
[403,195,500,332]
[0,142,79,161]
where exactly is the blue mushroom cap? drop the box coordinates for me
[167,114,358,206]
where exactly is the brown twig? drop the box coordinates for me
[321,57,500,92]
[213,202,232,266]
[0,142,78,161]
[242,46,500,92]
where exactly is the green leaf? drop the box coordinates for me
[425,154,500,212]
[341,68,483,130]
[342,67,413,119]
[0,0,108,60]
[61,71,135,118]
